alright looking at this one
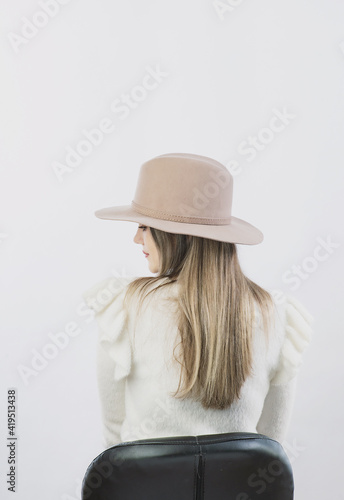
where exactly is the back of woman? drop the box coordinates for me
[82,153,313,449]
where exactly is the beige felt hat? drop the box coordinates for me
[94,153,263,245]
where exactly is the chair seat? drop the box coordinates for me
[81,432,293,499]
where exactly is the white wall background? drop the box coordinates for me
[1,0,343,498]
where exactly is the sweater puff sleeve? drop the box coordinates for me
[81,276,135,382]
[270,294,314,386]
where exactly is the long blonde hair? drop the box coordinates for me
[123,227,275,410]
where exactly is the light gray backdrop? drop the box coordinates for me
[1,1,343,499]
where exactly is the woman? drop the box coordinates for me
[82,152,313,449]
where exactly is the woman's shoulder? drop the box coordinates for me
[267,290,314,385]
[81,275,179,378]
[81,274,178,329]
[82,274,139,381]
[81,274,136,314]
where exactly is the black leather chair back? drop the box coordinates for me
[81,432,293,499]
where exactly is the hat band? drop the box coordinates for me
[131,201,231,225]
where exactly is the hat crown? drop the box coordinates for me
[132,153,233,225]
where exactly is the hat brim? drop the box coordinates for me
[94,205,263,245]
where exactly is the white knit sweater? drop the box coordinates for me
[82,275,313,449]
